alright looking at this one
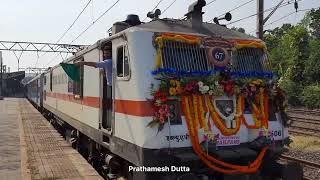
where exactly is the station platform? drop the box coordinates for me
[0,98,103,180]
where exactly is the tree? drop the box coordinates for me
[264,24,293,51]
[265,9,320,108]
[303,40,320,84]
[309,8,320,39]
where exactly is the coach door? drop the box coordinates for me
[101,39,130,134]
[101,42,113,133]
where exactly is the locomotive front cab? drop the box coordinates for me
[133,31,291,178]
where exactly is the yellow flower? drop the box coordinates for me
[170,80,176,86]
[169,87,177,96]
[175,80,181,88]
[252,79,263,85]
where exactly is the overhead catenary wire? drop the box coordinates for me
[70,0,121,44]
[38,0,92,68]
[206,0,255,22]
[45,0,121,67]
[217,0,255,18]
[226,0,302,25]
[206,0,218,7]
[264,9,311,27]
[162,0,178,15]
[56,0,93,44]
[248,8,312,34]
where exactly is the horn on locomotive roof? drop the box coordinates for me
[124,14,141,26]
[213,12,232,25]
[147,9,161,20]
[185,0,206,28]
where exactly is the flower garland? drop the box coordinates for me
[181,95,268,174]
[148,75,274,131]
[241,86,269,129]
[231,39,267,52]
[198,95,209,132]
[155,33,201,48]
[147,85,173,132]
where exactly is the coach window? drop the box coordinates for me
[44,76,46,85]
[73,58,84,99]
[50,71,53,91]
[116,44,130,79]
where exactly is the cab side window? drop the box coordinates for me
[73,58,84,98]
[116,45,130,78]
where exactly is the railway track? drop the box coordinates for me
[287,109,320,137]
[280,155,320,180]
[287,109,320,116]
[288,129,320,137]
[289,116,320,125]
[289,125,319,132]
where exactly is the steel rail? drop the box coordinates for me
[280,155,320,169]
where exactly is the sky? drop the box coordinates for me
[0,0,319,72]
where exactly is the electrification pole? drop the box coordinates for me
[257,0,264,39]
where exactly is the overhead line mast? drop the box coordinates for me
[257,0,264,39]
[257,0,299,39]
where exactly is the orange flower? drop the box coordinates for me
[176,87,184,94]
[169,87,177,96]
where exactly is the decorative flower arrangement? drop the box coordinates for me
[181,95,269,174]
[147,70,278,131]
[147,83,171,132]
[148,33,279,174]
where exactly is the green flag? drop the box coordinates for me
[60,63,80,82]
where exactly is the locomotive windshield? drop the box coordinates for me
[231,48,271,72]
[155,35,271,75]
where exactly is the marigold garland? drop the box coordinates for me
[154,48,162,69]
[243,88,269,129]
[198,95,209,132]
[155,34,201,48]
[182,95,268,174]
[231,39,267,52]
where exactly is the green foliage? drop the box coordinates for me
[266,18,315,108]
[302,85,320,109]
[268,24,309,82]
[303,40,320,84]
[278,79,302,106]
[309,8,320,39]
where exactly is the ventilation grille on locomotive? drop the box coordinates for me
[231,48,271,72]
[160,41,209,72]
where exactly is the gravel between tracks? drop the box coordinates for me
[283,141,320,179]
